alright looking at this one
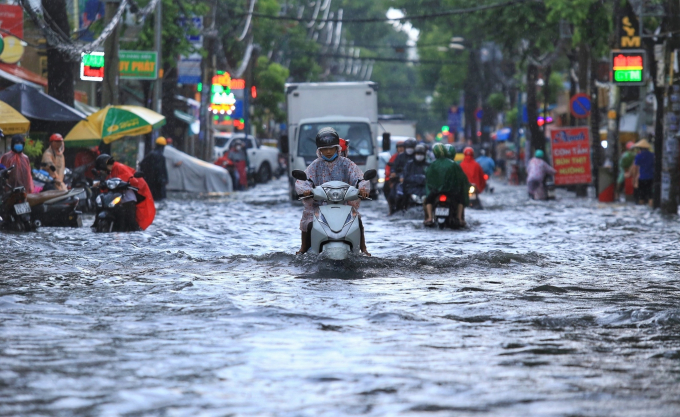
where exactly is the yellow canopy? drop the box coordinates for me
[0,100,30,135]
[65,105,166,146]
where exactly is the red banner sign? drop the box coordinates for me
[0,5,23,39]
[550,127,592,185]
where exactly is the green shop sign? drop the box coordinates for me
[119,51,158,80]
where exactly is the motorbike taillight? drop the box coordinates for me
[439,195,447,202]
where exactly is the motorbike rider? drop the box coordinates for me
[527,149,556,200]
[476,149,496,177]
[139,136,169,201]
[423,143,469,227]
[214,150,238,188]
[229,139,249,191]
[41,133,67,191]
[94,154,156,230]
[384,141,405,213]
[295,127,371,256]
[401,143,429,202]
[389,138,416,213]
[459,147,487,193]
[0,134,34,193]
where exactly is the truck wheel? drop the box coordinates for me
[257,162,272,183]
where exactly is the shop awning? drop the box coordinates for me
[0,63,47,88]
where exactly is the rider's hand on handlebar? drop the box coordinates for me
[303,190,312,196]
[359,188,369,199]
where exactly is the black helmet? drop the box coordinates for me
[316,127,340,148]
[414,144,426,155]
[95,154,114,171]
[404,138,417,149]
[10,134,24,146]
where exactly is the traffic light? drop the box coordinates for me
[442,125,450,133]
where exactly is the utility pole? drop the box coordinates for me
[153,0,162,114]
[102,0,121,106]
[200,0,217,161]
[244,46,260,140]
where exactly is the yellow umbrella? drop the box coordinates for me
[65,105,166,147]
[0,100,30,135]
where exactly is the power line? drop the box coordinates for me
[245,0,539,24]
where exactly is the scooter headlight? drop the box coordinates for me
[96,195,103,207]
[469,186,476,194]
[323,187,347,203]
[109,196,121,208]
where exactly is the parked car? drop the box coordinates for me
[213,132,280,183]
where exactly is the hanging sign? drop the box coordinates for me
[611,50,646,85]
[119,50,157,80]
[619,4,640,49]
[550,127,592,185]
[80,52,104,81]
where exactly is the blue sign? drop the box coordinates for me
[178,17,203,45]
[570,93,591,119]
[231,100,244,119]
[447,106,461,132]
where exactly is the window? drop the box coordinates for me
[297,123,373,157]
[215,136,230,147]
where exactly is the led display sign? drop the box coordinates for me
[81,52,104,81]
[611,50,645,86]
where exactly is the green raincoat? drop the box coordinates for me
[426,158,470,206]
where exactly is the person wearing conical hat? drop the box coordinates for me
[632,138,654,206]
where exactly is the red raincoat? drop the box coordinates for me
[108,162,155,230]
[0,151,34,193]
[460,155,486,193]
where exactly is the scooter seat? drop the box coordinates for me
[27,190,69,207]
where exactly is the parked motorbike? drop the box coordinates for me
[0,165,34,231]
[292,169,376,260]
[27,189,83,228]
[67,164,97,213]
[433,193,465,230]
[468,184,483,209]
[92,174,145,233]
[545,176,556,200]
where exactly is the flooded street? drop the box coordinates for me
[1,178,679,416]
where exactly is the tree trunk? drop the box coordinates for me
[589,50,600,191]
[526,63,543,154]
[41,0,74,106]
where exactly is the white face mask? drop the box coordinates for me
[405,148,415,155]
[415,154,425,162]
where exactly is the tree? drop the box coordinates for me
[41,0,75,106]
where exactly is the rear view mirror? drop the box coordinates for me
[280,134,289,154]
[292,169,307,181]
[382,133,391,153]
[363,169,377,181]
[133,171,145,178]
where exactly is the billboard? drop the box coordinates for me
[550,127,592,185]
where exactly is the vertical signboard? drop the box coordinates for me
[611,50,646,85]
[550,127,592,185]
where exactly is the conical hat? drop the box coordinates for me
[634,139,651,149]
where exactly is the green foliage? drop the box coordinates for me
[487,92,506,112]
[506,107,518,126]
[122,0,209,68]
[23,138,43,159]
[547,71,565,104]
[253,56,289,124]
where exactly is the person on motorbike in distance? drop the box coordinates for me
[444,143,457,161]
[389,138,416,213]
[423,143,469,227]
[476,149,496,177]
[41,133,67,191]
[401,143,429,201]
[0,134,34,193]
[459,147,487,193]
[339,138,349,157]
[94,154,156,231]
[295,127,371,256]
[384,141,404,213]
[526,149,556,200]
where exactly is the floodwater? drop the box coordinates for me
[1,178,679,416]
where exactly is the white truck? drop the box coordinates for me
[284,81,379,200]
[377,118,417,143]
[213,132,280,183]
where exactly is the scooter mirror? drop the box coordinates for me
[363,169,377,181]
[133,171,145,178]
[292,170,307,181]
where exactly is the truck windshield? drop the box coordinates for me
[298,123,373,158]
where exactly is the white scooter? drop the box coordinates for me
[293,169,377,260]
